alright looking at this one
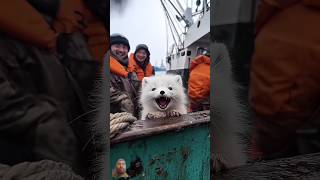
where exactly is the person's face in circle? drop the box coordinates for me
[116,160,126,174]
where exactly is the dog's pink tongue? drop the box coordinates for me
[159,99,167,106]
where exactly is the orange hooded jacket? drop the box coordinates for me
[128,53,154,81]
[250,0,320,160]
[0,0,108,62]
[188,55,211,102]
[251,0,320,121]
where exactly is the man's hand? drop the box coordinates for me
[128,72,138,81]
[52,1,87,33]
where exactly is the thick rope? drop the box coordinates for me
[110,112,137,139]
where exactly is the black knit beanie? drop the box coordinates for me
[110,33,130,51]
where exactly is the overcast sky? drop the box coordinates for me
[110,0,169,67]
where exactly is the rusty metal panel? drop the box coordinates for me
[110,124,210,179]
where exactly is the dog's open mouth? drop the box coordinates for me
[155,96,171,109]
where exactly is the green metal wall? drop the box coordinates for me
[111,124,210,179]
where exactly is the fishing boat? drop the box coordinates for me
[163,0,210,88]
[153,59,167,75]
[110,1,211,179]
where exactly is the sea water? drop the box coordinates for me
[155,70,166,76]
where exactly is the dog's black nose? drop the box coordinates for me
[160,91,165,95]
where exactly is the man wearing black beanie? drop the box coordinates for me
[110,33,131,65]
[109,33,140,118]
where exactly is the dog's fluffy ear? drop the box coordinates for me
[175,75,182,85]
[142,77,149,88]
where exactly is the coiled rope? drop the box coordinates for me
[110,112,137,139]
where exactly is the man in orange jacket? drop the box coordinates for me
[109,34,141,118]
[188,49,210,112]
[250,0,320,160]
[128,44,155,81]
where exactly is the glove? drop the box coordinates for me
[128,72,139,81]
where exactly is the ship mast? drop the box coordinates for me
[161,0,208,53]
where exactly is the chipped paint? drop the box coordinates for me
[110,123,210,179]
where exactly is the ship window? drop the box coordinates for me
[187,51,191,56]
[197,21,201,28]
[181,51,185,56]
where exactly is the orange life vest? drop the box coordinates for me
[109,56,130,78]
[0,1,57,50]
[0,1,108,63]
[128,53,154,81]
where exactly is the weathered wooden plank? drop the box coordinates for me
[215,152,320,180]
[111,110,210,144]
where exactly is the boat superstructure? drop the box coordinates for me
[161,0,210,87]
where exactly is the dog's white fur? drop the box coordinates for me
[140,74,187,120]
[212,42,249,172]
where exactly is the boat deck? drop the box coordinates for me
[111,110,210,144]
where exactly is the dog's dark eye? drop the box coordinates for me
[152,88,156,91]
[168,87,173,90]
